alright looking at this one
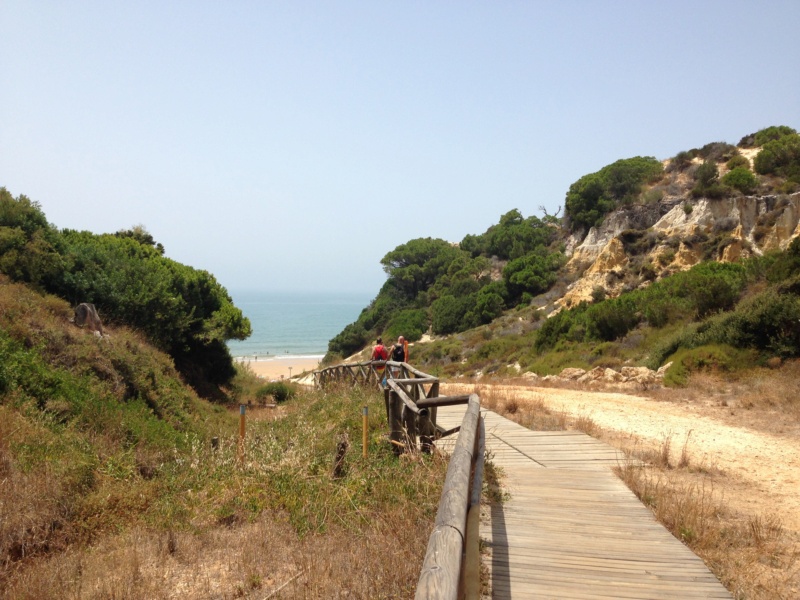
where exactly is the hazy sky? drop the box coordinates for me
[2,1,798,294]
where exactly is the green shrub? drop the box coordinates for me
[502,250,563,301]
[753,133,800,182]
[722,167,758,194]
[739,125,797,148]
[703,289,800,356]
[662,344,758,387]
[255,381,297,403]
[697,142,738,163]
[726,154,750,170]
[584,297,640,341]
[667,150,695,172]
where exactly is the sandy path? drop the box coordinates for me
[441,382,800,534]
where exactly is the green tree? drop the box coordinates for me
[380,238,464,300]
[0,188,64,286]
[431,294,476,335]
[502,250,564,301]
[385,308,428,342]
[565,157,663,230]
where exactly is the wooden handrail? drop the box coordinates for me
[416,394,483,599]
[315,361,483,598]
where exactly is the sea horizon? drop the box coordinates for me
[226,290,371,359]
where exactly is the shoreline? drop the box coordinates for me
[235,356,322,380]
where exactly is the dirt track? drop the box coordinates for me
[441,382,800,535]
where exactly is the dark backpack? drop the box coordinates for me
[391,344,405,362]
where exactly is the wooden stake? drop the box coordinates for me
[238,404,246,464]
[362,405,368,457]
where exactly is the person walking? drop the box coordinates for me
[371,337,388,385]
[389,335,408,379]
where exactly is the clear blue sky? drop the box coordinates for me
[2,1,798,294]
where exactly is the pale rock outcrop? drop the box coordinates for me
[558,367,587,380]
[559,237,629,307]
[671,240,702,269]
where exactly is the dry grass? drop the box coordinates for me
[646,361,800,437]
[616,461,800,599]
[2,510,432,599]
[1,380,446,599]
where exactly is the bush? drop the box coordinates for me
[722,167,758,194]
[753,133,800,183]
[584,297,640,341]
[502,250,563,301]
[691,161,730,198]
[703,289,800,356]
[663,345,758,387]
[739,125,797,148]
[1,190,251,390]
[697,142,738,163]
[255,382,297,403]
[667,150,695,172]
[693,160,718,189]
[726,154,750,171]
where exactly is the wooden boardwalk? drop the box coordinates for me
[435,406,731,599]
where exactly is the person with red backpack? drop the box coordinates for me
[371,337,388,384]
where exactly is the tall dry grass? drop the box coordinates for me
[2,382,448,599]
[616,460,799,599]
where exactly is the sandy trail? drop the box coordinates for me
[442,382,800,534]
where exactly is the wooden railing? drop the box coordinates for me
[314,361,485,599]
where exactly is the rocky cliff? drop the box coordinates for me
[558,149,800,309]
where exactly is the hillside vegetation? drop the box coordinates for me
[0,188,250,394]
[0,280,444,596]
[327,125,800,384]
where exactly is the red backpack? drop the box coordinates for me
[372,344,388,361]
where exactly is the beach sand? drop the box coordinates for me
[236,357,321,381]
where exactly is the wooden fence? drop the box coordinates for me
[314,361,485,599]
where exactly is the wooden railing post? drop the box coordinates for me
[418,407,434,454]
[403,403,418,452]
[389,390,404,455]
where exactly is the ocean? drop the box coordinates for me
[226,290,372,359]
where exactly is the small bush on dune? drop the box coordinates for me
[662,344,758,387]
[726,154,750,171]
[697,141,738,163]
[255,381,297,404]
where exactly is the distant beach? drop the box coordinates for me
[235,355,322,380]
[226,290,369,380]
